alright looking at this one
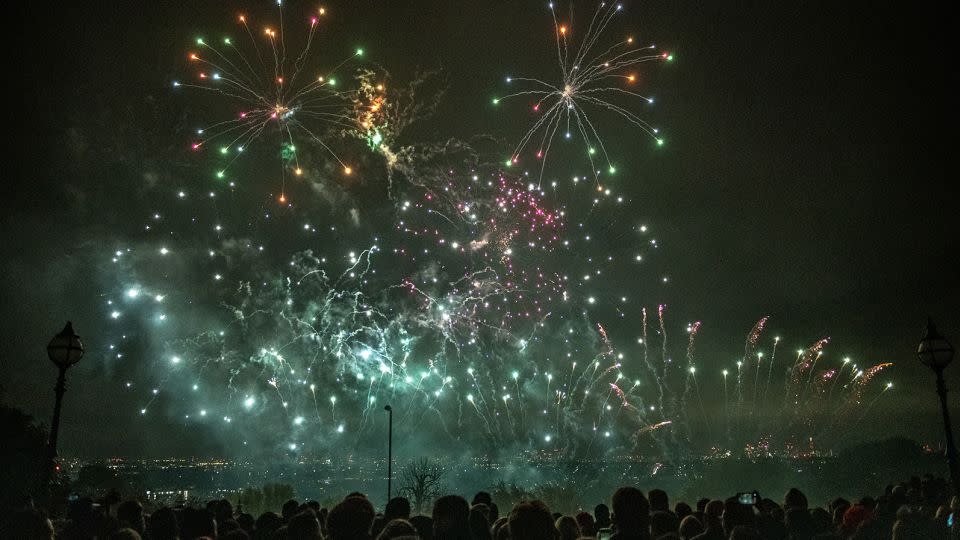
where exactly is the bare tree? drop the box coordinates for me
[398,457,445,513]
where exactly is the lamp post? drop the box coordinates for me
[45,321,84,506]
[384,405,393,502]
[917,320,959,494]
[47,322,85,460]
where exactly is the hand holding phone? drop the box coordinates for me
[597,527,612,540]
[737,491,759,505]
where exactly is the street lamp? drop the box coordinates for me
[917,319,959,494]
[384,405,393,503]
[47,321,84,459]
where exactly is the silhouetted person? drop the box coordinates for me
[649,489,670,513]
[181,507,217,540]
[556,515,581,540]
[237,512,255,534]
[283,499,301,522]
[254,511,283,540]
[410,515,435,540]
[576,511,597,537]
[595,503,612,530]
[147,507,178,540]
[117,500,145,535]
[674,502,692,521]
[386,497,412,521]
[722,498,754,537]
[507,500,557,540]
[783,489,808,512]
[678,515,703,540]
[433,495,471,540]
[784,507,814,540]
[470,504,492,540]
[840,504,874,537]
[651,510,680,538]
[376,518,418,540]
[691,500,724,540]
[327,496,376,540]
[473,492,493,507]
[288,509,322,540]
[611,487,650,540]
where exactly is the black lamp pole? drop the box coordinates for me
[918,320,960,494]
[385,405,393,502]
[44,322,84,508]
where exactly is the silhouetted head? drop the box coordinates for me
[386,497,412,520]
[679,515,703,539]
[651,510,680,538]
[288,509,322,539]
[255,511,282,536]
[376,518,417,540]
[575,511,596,537]
[327,496,375,540]
[649,489,670,513]
[612,486,650,533]
[147,507,178,540]
[180,507,216,540]
[432,495,470,540]
[409,514,434,540]
[508,500,557,540]
[784,488,809,511]
[282,499,301,521]
[675,501,692,520]
[117,500,145,534]
[472,491,493,506]
[555,515,581,540]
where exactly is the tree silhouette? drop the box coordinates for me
[0,402,58,512]
[398,457,445,513]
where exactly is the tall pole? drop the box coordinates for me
[48,366,69,458]
[935,368,960,494]
[385,405,393,502]
[43,365,68,509]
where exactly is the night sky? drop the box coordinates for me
[3,0,957,458]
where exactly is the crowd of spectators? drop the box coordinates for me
[4,474,957,539]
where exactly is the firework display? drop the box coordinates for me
[99,2,894,462]
[173,2,371,201]
[494,1,671,185]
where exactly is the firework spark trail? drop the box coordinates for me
[496,1,670,185]
[681,321,702,442]
[175,6,369,199]
[632,420,673,442]
[784,338,830,417]
[760,336,780,423]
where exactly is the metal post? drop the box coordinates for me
[48,366,68,457]
[935,368,960,494]
[385,405,393,502]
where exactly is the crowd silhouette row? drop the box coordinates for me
[4,474,957,540]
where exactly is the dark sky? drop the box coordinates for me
[3,0,958,458]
